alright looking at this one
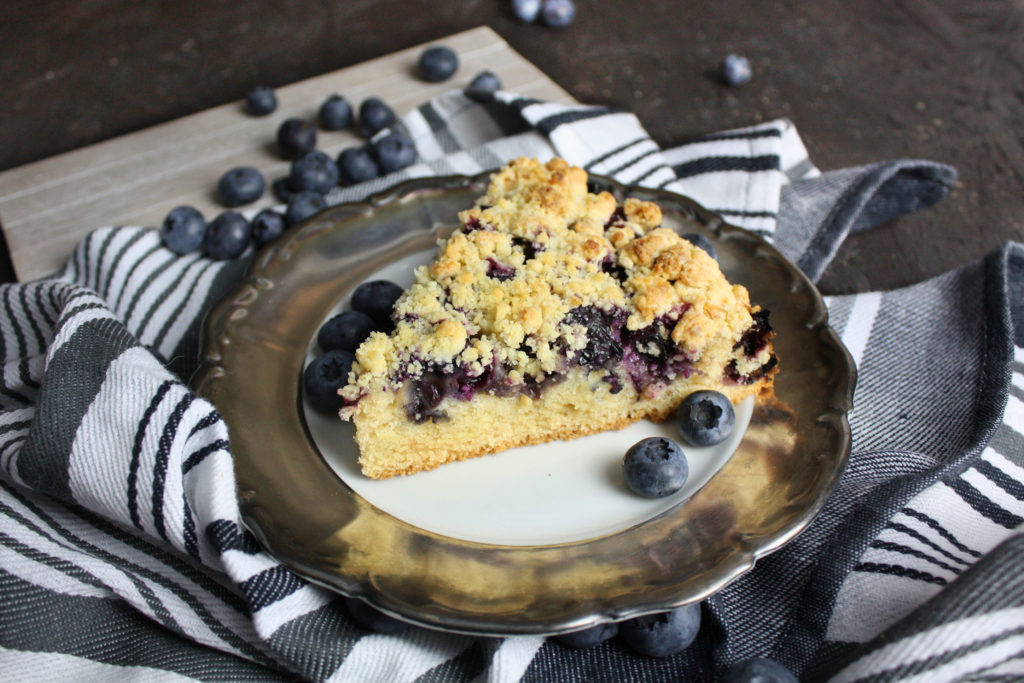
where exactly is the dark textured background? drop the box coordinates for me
[3,0,1022,293]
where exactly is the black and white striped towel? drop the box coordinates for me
[1,88,1017,682]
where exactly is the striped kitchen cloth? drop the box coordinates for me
[1,88,1017,683]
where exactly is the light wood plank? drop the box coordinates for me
[0,26,575,281]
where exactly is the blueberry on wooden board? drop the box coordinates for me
[319,94,353,130]
[357,97,397,138]
[418,45,458,82]
[204,211,251,260]
[337,147,380,186]
[251,209,286,247]
[289,150,339,195]
[245,85,277,116]
[276,118,317,160]
[465,70,502,102]
[285,191,327,226]
[217,166,265,207]
[370,130,417,174]
[622,437,689,498]
[351,280,404,328]
[619,604,701,657]
[303,349,354,413]
[676,390,735,447]
[318,311,377,353]
[161,206,207,255]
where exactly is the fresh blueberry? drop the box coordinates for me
[285,190,327,226]
[465,70,502,102]
[622,437,689,498]
[245,85,277,116]
[319,93,353,130]
[619,604,701,658]
[318,310,377,353]
[343,596,409,634]
[677,390,735,447]
[720,54,752,86]
[541,0,576,28]
[289,150,339,195]
[351,280,404,328]
[554,622,619,649]
[682,232,718,261]
[511,0,542,22]
[418,45,458,82]
[204,211,251,260]
[161,205,207,255]
[251,209,286,247]
[370,130,417,174]
[217,166,265,207]
[272,176,298,203]
[276,117,318,160]
[358,97,397,138]
[303,349,354,413]
[721,657,798,683]
[337,147,381,186]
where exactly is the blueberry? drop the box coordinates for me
[318,310,377,353]
[619,604,701,658]
[370,130,417,174]
[358,97,397,138]
[303,349,354,413]
[622,437,688,498]
[337,147,380,186]
[418,45,458,83]
[276,118,317,160]
[351,280,403,327]
[285,190,327,226]
[217,166,265,207]
[343,596,409,634]
[319,93,353,130]
[272,176,298,203]
[720,54,752,86]
[251,209,286,247]
[682,232,718,261]
[204,211,251,260]
[289,150,339,195]
[245,85,277,116]
[554,622,619,649]
[541,0,576,28]
[511,0,542,22]
[161,205,207,255]
[676,390,735,447]
[465,70,502,102]
[721,657,798,683]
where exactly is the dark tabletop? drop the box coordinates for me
[3,0,1021,294]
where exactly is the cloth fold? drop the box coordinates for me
[1,90,1018,683]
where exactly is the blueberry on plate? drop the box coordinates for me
[677,390,735,447]
[285,190,327,226]
[217,166,265,207]
[276,117,318,160]
[721,657,798,683]
[251,209,286,247]
[370,130,417,174]
[319,93,353,130]
[343,596,409,634]
[682,232,717,261]
[245,85,277,116]
[351,280,404,328]
[464,70,502,102]
[161,205,207,255]
[418,45,458,82]
[619,604,701,658]
[289,150,340,195]
[554,622,619,649]
[337,147,380,186]
[541,0,576,28]
[358,97,397,138]
[204,211,251,260]
[511,0,542,23]
[318,310,377,353]
[720,54,752,86]
[303,349,354,413]
[622,437,689,498]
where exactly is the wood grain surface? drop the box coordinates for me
[2,0,1021,292]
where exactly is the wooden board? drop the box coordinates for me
[0,27,574,281]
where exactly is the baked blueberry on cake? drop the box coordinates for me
[339,157,776,478]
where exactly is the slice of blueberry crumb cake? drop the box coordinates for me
[340,157,776,478]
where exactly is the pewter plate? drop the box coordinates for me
[194,172,855,636]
